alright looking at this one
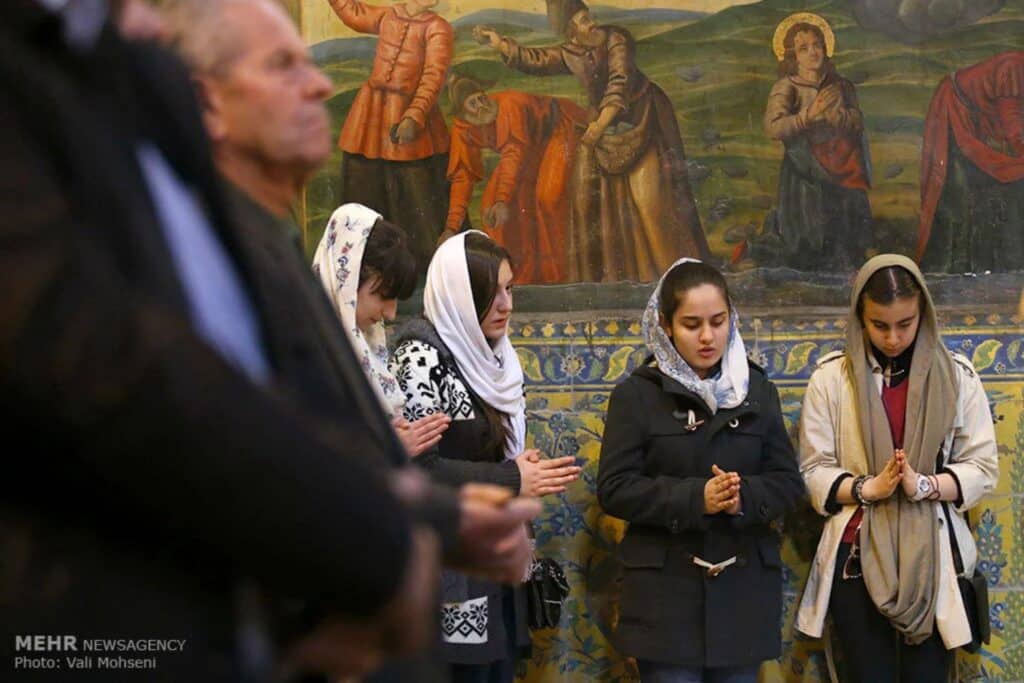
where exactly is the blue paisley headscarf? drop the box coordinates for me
[640,258,749,414]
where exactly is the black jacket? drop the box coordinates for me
[597,361,805,667]
[0,4,455,680]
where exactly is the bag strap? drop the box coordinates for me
[937,449,967,575]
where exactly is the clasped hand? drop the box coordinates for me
[860,449,904,502]
[515,449,582,497]
[704,464,741,515]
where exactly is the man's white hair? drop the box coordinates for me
[163,0,288,77]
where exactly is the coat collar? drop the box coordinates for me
[637,362,763,434]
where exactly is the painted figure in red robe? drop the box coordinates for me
[443,74,587,284]
[916,51,1024,273]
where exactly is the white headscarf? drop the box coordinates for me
[312,203,405,417]
[640,258,749,414]
[424,231,526,459]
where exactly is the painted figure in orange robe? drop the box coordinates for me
[916,51,1024,273]
[328,0,459,274]
[443,74,587,284]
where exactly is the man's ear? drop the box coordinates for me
[192,76,226,141]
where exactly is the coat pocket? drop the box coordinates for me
[617,535,669,631]
[618,534,669,569]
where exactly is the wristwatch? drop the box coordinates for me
[911,473,935,502]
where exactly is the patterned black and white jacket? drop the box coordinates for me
[389,317,529,665]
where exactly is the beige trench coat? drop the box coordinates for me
[797,350,998,649]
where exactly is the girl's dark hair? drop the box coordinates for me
[464,232,514,459]
[465,232,513,322]
[778,23,834,78]
[659,261,731,322]
[856,265,924,319]
[358,218,417,300]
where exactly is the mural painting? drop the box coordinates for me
[916,51,1024,274]
[296,0,1023,302]
[472,1,709,283]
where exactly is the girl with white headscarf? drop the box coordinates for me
[797,255,998,682]
[389,231,581,681]
[312,202,450,456]
[597,259,804,682]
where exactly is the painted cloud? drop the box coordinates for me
[848,0,1005,43]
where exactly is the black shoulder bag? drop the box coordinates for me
[940,500,991,652]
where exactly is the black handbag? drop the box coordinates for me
[524,557,569,630]
[941,501,991,652]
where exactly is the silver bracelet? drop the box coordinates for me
[852,475,873,506]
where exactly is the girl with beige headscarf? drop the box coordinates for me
[797,254,998,681]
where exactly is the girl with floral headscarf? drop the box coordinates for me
[313,202,450,456]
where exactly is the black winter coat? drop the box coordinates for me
[597,361,805,667]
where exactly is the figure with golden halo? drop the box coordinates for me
[761,13,873,271]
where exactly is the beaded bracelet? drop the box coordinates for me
[852,475,873,506]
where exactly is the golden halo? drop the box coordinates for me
[772,12,835,62]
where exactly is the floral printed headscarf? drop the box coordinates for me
[312,203,405,417]
[640,258,749,414]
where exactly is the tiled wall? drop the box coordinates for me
[515,309,1024,682]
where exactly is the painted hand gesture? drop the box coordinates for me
[395,117,420,144]
[581,121,606,146]
[485,201,510,229]
[472,25,501,48]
